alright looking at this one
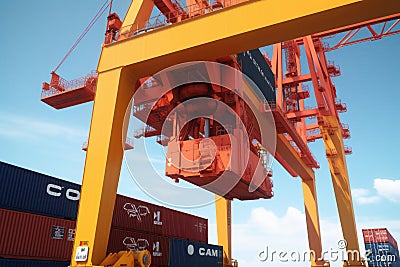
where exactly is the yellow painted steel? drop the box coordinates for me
[118,0,154,39]
[302,178,327,267]
[70,68,137,266]
[98,0,400,75]
[276,134,314,180]
[215,196,232,265]
[319,116,363,266]
[278,135,327,266]
[68,0,400,265]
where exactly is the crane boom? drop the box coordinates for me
[315,13,400,51]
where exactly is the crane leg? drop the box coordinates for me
[119,0,154,38]
[320,116,364,267]
[69,68,136,266]
[215,196,232,266]
[302,178,328,267]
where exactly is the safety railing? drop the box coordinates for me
[335,99,347,112]
[306,128,321,136]
[115,0,250,41]
[341,123,349,130]
[125,137,135,148]
[344,145,352,154]
[134,125,157,138]
[156,135,170,146]
[41,71,97,98]
[82,137,134,151]
[132,103,153,114]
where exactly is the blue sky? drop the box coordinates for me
[0,1,399,266]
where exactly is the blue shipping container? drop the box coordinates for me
[0,258,69,267]
[0,161,80,220]
[168,238,223,267]
[366,243,400,257]
[237,49,276,103]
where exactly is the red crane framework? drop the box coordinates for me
[40,2,399,266]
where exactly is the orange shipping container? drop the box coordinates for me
[0,209,75,261]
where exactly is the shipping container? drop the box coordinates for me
[363,229,399,250]
[112,197,208,242]
[162,207,207,243]
[0,161,208,242]
[112,195,164,235]
[168,238,223,267]
[0,161,80,220]
[0,258,70,267]
[0,209,75,261]
[107,228,170,266]
[366,243,400,257]
[237,49,276,103]
[1,208,203,265]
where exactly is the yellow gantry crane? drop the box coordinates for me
[40,0,400,266]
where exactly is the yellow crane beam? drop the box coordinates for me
[98,0,400,75]
[70,0,400,266]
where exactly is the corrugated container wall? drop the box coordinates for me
[168,238,223,267]
[0,209,75,261]
[0,259,70,267]
[107,228,170,267]
[112,195,163,235]
[0,161,208,243]
[363,228,399,250]
[162,207,208,243]
[0,161,80,220]
[237,49,276,103]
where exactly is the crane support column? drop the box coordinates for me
[119,0,154,38]
[70,68,136,267]
[319,116,362,267]
[215,196,232,266]
[302,178,326,266]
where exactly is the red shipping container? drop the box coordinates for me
[112,195,164,234]
[362,228,398,250]
[0,209,75,261]
[107,228,169,267]
[112,195,208,243]
[162,207,208,243]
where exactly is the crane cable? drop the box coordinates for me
[53,0,113,73]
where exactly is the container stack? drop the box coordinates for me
[363,228,400,267]
[0,161,208,267]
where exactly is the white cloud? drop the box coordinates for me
[225,207,339,267]
[352,179,400,205]
[352,188,381,205]
[374,179,400,203]
[0,114,86,141]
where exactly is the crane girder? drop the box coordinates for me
[98,0,400,74]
